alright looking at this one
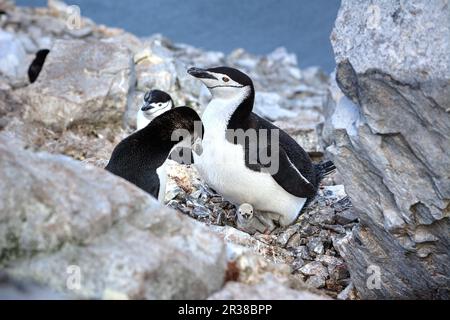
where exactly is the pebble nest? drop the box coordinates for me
[165,161,359,299]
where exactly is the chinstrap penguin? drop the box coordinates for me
[236,203,275,235]
[136,89,175,131]
[188,66,335,226]
[106,107,202,202]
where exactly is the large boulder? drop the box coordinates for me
[0,134,227,299]
[325,0,450,299]
[0,29,29,85]
[20,39,135,131]
[331,0,450,83]
[208,276,329,300]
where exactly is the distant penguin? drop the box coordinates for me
[188,66,335,226]
[136,89,175,131]
[106,107,203,202]
[28,49,50,83]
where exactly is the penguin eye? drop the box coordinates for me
[222,77,230,82]
[158,103,163,107]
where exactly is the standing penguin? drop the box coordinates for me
[188,66,335,226]
[136,89,175,131]
[106,107,202,202]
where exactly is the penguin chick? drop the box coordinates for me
[106,107,203,202]
[236,203,270,235]
[136,89,175,130]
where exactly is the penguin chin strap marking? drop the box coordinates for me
[207,85,245,89]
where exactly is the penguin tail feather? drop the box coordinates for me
[315,160,336,182]
[302,161,337,215]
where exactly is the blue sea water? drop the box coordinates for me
[16,0,340,72]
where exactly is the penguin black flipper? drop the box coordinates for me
[135,171,160,198]
[239,113,318,198]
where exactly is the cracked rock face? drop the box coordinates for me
[325,0,450,299]
[0,135,227,299]
[331,0,450,83]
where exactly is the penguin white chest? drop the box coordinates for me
[136,110,151,131]
[156,161,167,203]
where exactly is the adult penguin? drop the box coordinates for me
[106,107,203,202]
[188,66,334,226]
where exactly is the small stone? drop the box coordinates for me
[190,189,202,199]
[292,257,306,271]
[322,224,346,234]
[306,275,326,289]
[192,206,210,218]
[299,225,320,237]
[307,237,324,255]
[335,209,358,225]
[294,246,311,260]
[165,186,184,202]
[337,283,355,300]
[330,264,350,281]
[312,207,336,225]
[210,196,223,203]
[276,226,298,247]
[317,255,343,267]
[413,227,439,244]
[299,261,328,279]
[332,196,352,212]
[286,233,302,249]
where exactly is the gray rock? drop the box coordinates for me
[208,277,328,300]
[331,0,450,83]
[0,272,69,300]
[312,208,336,225]
[335,209,358,225]
[307,237,325,256]
[306,275,326,289]
[0,135,227,299]
[21,39,134,131]
[295,246,311,260]
[0,29,28,83]
[325,57,450,298]
[274,119,323,156]
[337,282,355,300]
[253,92,296,121]
[299,262,328,279]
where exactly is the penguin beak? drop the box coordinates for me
[141,101,153,112]
[187,67,217,80]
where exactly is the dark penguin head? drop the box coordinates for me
[188,66,255,126]
[140,89,175,119]
[149,107,203,147]
[188,66,254,100]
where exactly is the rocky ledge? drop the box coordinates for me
[0,0,348,300]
